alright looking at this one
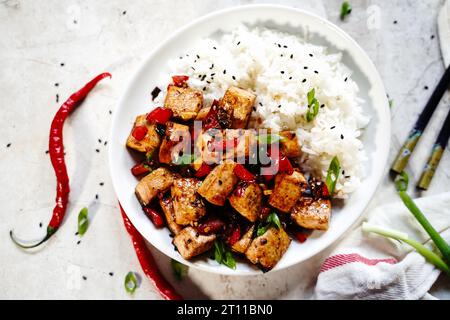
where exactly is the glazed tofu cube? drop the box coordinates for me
[171,178,206,225]
[195,107,211,121]
[173,226,216,260]
[219,87,256,129]
[126,114,161,154]
[135,168,174,206]
[268,171,307,213]
[158,122,190,164]
[198,160,239,206]
[164,85,203,121]
[229,182,262,222]
[231,225,255,254]
[291,198,331,231]
[223,129,257,160]
[279,131,301,158]
[159,196,183,235]
[245,226,291,270]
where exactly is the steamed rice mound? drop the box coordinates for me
[165,26,369,197]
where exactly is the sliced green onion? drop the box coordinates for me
[257,212,281,237]
[305,89,320,122]
[124,271,139,294]
[362,223,450,275]
[325,156,340,195]
[171,259,188,281]
[389,99,394,108]
[214,241,236,270]
[340,1,352,20]
[256,133,286,145]
[174,153,195,165]
[77,207,89,236]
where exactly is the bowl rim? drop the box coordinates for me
[109,3,391,276]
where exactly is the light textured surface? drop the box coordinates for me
[0,0,449,299]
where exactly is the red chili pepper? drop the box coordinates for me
[194,162,213,178]
[279,155,294,175]
[10,73,111,249]
[131,163,150,177]
[267,144,294,175]
[119,203,182,300]
[197,218,225,235]
[321,183,330,198]
[228,225,241,246]
[172,75,189,87]
[143,207,165,228]
[234,164,255,181]
[146,107,173,124]
[202,100,221,131]
[132,125,148,141]
[294,231,308,243]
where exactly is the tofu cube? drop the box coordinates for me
[219,86,256,129]
[268,171,307,213]
[164,85,203,121]
[173,226,216,260]
[291,198,331,231]
[198,161,238,206]
[171,178,206,225]
[135,167,174,206]
[231,225,255,254]
[229,182,262,222]
[158,122,190,165]
[159,196,183,235]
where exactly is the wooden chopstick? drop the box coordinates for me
[417,107,450,190]
[391,64,450,174]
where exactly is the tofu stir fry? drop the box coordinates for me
[126,76,334,271]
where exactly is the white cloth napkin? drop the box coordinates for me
[314,192,450,300]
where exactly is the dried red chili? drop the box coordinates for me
[202,100,221,131]
[171,75,189,87]
[131,163,151,177]
[234,164,255,182]
[120,203,182,300]
[143,207,165,228]
[10,73,111,248]
[194,162,213,178]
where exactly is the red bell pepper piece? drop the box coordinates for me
[234,164,255,181]
[143,207,165,228]
[202,100,221,131]
[294,231,308,243]
[279,155,294,175]
[197,218,225,235]
[132,125,148,141]
[146,107,173,124]
[131,163,150,177]
[172,75,189,87]
[195,162,213,178]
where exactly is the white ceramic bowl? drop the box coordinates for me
[109,4,390,275]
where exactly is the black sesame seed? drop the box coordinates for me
[82,276,87,280]
[104,141,108,146]
[54,83,59,87]
[196,54,200,59]
[314,70,319,74]
[122,10,127,15]
[280,71,285,74]
[56,94,59,103]
[99,182,104,186]
[60,63,65,67]
[193,60,197,63]
[277,44,281,48]
[203,87,207,91]
[424,86,429,90]
[232,76,236,80]
[95,148,100,153]
[302,79,307,83]
[344,77,348,82]
[109,110,112,115]
[45,150,49,154]
[209,64,214,70]
[342,170,345,175]
[259,102,263,106]
[39,222,42,228]
[304,66,308,69]
[309,53,313,57]
[73,20,77,24]
[75,231,79,236]
[283,45,287,48]
[210,73,215,76]
[109,272,114,276]
[206,81,211,84]
[77,240,81,245]
[6,143,11,148]
[280,54,283,57]
[345,175,351,178]
[95,194,99,200]
[213,46,217,50]
[218,180,222,185]
[290,54,293,59]
[179,56,183,59]
[289,76,292,80]
[98,139,102,143]
[340,134,344,139]
[252,107,257,111]
[330,126,335,129]
[223,69,226,74]
[201,75,206,81]
[431,35,435,39]
[278,105,281,108]
[237,41,241,45]
[393,20,397,24]
[320,104,325,108]
[191,67,196,71]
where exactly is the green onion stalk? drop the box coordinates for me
[395,172,450,266]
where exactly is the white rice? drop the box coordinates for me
[165,26,369,197]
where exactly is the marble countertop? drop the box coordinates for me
[1,0,449,299]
